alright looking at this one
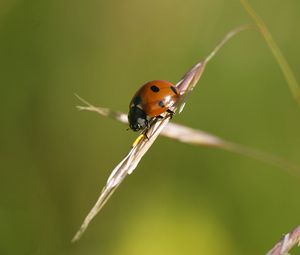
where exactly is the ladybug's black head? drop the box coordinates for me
[128,106,149,131]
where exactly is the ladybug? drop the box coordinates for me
[128,80,179,131]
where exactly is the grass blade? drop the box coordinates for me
[77,100,300,177]
[240,0,300,106]
[72,26,250,242]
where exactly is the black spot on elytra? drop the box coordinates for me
[150,85,160,92]
[133,96,142,105]
[170,86,178,95]
[159,100,165,108]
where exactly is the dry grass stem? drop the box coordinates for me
[267,225,300,255]
[76,98,300,176]
[72,26,250,242]
[72,113,172,242]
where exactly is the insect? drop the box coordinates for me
[128,80,180,131]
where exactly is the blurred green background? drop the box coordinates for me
[1,0,300,254]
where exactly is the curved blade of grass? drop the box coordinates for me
[72,26,249,242]
[240,0,300,106]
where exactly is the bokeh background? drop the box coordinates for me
[1,0,300,254]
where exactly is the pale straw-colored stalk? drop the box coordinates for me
[267,225,300,255]
[72,26,278,242]
[76,96,300,175]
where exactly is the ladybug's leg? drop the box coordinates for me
[141,119,151,140]
[143,132,149,140]
[166,109,175,119]
[141,128,149,140]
